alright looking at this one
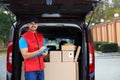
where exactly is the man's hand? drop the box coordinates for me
[38,46,46,52]
[42,51,48,56]
[38,46,48,56]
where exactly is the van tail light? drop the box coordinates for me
[89,42,95,73]
[7,42,13,73]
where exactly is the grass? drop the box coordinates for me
[0,48,7,56]
[0,47,7,51]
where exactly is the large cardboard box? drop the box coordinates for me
[50,51,61,62]
[62,51,74,62]
[44,62,79,80]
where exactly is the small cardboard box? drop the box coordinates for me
[62,51,74,62]
[50,51,61,62]
[61,44,76,51]
[45,62,79,80]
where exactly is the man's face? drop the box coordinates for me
[28,22,38,32]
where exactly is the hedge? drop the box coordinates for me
[94,41,118,53]
[101,43,118,53]
[93,41,107,51]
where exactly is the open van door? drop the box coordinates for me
[0,0,100,80]
[0,0,99,20]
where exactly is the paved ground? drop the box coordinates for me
[95,51,120,57]
[0,56,6,80]
[0,51,7,80]
[95,52,120,80]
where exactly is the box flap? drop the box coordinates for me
[74,46,81,62]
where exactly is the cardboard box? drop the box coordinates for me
[61,44,76,51]
[45,62,79,80]
[62,51,74,62]
[50,51,61,62]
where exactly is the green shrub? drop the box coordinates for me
[101,43,118,53]
[93,41,108,51]
[93,41,101,51]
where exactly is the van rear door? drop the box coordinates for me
[0,0,99,20]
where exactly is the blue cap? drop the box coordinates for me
[28,17,38,23]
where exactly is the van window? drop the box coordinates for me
[45,38,74,50]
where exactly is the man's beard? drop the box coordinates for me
[30,26,37,31]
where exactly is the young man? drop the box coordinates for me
[19,17,47,80]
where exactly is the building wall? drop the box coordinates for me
[116,20,120,46]
[91,19,120,50]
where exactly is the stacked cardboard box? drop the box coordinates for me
[44,44,81,80]
[62,51,74,62]
[61,43,76,62]
[50,51,61,62]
